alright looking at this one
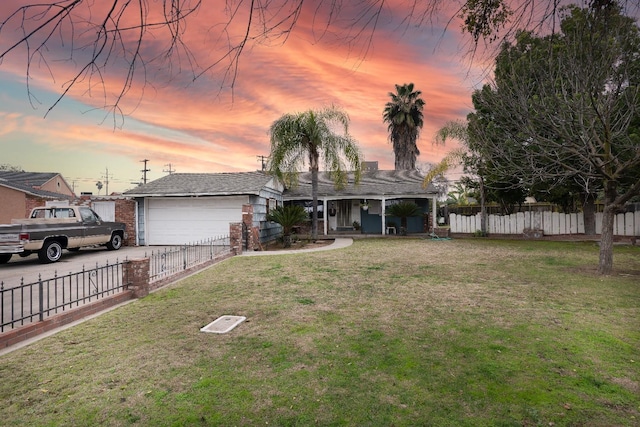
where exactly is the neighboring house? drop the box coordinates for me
[0,171,75,223]
[283,167,440,235]
[124,172,284,245]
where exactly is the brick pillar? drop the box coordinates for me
[230,222,243,255]
[123,258,150,298]
[242,204,256,249]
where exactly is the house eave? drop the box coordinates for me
[125,191,262,198]
[283,192,437,201]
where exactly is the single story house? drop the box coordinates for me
[0,171,75,223]
[124,172,283,245]
[282,167,440,235]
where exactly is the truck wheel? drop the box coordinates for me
[0,254,11,264]
[38,241,63,263]
[106,233,123,250]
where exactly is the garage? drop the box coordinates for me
[146,196,246,245]
[124,171,284,246]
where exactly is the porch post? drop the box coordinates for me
[432,196,438,230]
[381,197,387,235]
[323,199,328,236]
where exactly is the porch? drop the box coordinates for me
[282,169,441,236]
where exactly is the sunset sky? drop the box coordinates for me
[0,1,486,195]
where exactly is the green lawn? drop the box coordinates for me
[1,239,638,426]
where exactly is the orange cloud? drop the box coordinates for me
[0,0,484,193]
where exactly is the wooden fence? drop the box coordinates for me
[449,211,640,236]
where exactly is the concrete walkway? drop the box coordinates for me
[241,238,353,256]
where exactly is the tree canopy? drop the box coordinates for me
[383,83,425,170]
[466,1,640,274]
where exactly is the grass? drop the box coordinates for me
[1,238,638,426]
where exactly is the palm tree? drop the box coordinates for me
[447,182,473,206]
[423,120,486,234]
[268,106,363,241]
[266,205,308,248]
[383,83,425,170]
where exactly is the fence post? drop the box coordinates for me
[38,274,44,322]
[183,245,187,271]
[123,258,150,298]
[230,222,243,255]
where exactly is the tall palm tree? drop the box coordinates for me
[268,106,363,241]
[383,83,425,170]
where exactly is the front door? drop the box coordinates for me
[337,201,352,228]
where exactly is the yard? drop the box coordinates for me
[0,238,638,426]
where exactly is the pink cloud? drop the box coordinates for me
[0,0,483,192]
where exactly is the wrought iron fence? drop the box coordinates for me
[1,260,128,332]
[148,235,231,283]
[1,236,232,334]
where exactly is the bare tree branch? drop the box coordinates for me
[2,0,639,121]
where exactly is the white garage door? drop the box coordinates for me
[146,196,246,245]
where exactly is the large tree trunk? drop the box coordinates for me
[598,182,618,275]
[393,130,417,170]
[598,205,615,275]
[479,176,487,235]
[582,193,596,236]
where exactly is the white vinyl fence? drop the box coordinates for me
[449,211,640,237]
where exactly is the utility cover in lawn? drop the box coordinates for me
[200,315,246,334]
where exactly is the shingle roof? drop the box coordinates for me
[0,171,58,187]
[123,172,278,197]
[282,169,438,199]
[0,172,72,199]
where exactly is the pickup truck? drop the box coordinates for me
[0,206,127,264]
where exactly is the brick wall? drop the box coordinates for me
[0,291,133,350]
[78,196,137,246]
[114,199,136,246]
[25,195,50,217]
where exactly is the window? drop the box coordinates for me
[80,208,98,222]
[266,198,278,214]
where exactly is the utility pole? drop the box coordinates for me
[140,159,150,184]
[257,155,268,172]
[102,167,111,195]
[163,163,176,175]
